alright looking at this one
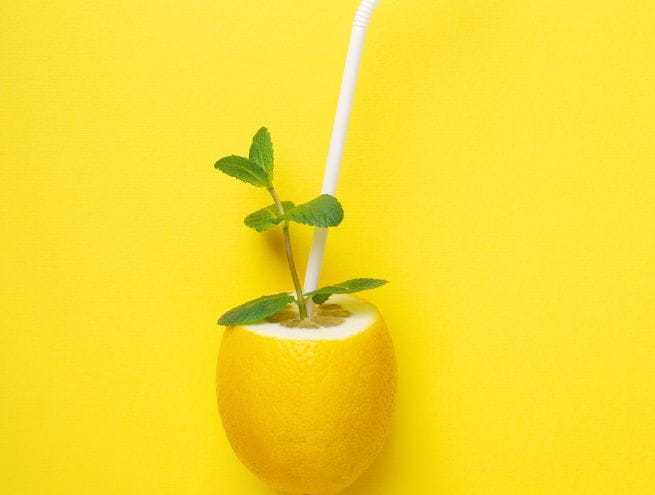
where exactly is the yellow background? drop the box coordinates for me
[2,0,654,493]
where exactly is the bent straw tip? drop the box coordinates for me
[353,0,381,28]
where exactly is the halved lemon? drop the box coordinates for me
[217,294,396,495]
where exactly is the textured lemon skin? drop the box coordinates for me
[216,306,396,495]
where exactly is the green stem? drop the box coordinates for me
[268,187,308,320]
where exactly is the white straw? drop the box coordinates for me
[303,0,381,304]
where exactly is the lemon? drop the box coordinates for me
[216,294,396,495]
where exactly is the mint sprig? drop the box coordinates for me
[304,278,388,304]
[214,127,387,326]
[249,127,274,177]
[280,194,344,228]
[244,201,294,232]
[214,155,270,187]
[218,293,295,326]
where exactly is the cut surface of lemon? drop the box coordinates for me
[217,294,396,495]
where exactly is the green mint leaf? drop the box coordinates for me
[214,155,271,187]
[249,127,274,178]
[218,292,295,326]
[311,293,331,304]
[305,278,388,304]
[244,201,294,232]
[280,194,344,228]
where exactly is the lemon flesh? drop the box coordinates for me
[217,294,396,495]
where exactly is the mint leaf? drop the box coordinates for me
[214,155,271,187]
[305,278,388,304]
[218,292,295,325]
[311,293,331,304]
[280,194,344,228]
[249,127,274,178]
[244,201,294,232]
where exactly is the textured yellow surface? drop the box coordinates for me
[217,297,395,494]
[1,0,655,493]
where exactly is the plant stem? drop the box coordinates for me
[268,187,308,320]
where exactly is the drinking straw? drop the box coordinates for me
[303,0,381,306]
